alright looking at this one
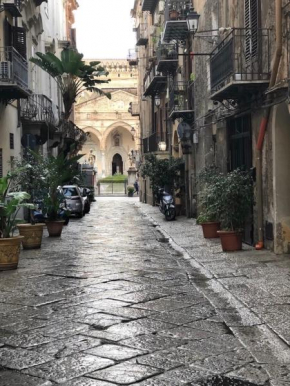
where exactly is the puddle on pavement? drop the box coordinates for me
[195,376,259,386]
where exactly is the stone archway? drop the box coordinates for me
[112,153,123,175]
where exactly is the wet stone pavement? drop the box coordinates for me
[0,197,289,385]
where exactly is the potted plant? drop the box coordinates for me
[216,169,253,251]
[127,186,134,197]
[34,151,83,237]
[0,173,34,270]
[169,2,179,20]
[11,153,46,249]
[197,166,222,238]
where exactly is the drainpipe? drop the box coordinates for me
[255,0,282,249]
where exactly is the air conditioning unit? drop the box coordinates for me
[158,0,165,14]
[0,61,11,80]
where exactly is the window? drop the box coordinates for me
[245,0,260,61]
[0,149,2,178]
[114,134,120,147]
[10,133,14,150]
[63,187,78,197]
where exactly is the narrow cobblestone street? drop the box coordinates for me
[0,198,290,385]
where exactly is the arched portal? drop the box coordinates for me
[112,153,123,175]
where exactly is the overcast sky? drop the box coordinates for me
[75,0,136,59]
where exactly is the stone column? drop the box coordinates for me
[101,152,106,177]
[127,167,137,186]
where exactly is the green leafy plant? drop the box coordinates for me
[197,165,223,223]
[217,169,253,231]
[30,48,111,120]
[140,154,183,195]
[127,185,134,193]
[0,173,34,238]
[32,152,83,221]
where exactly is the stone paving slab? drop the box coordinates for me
[0,198,289,385]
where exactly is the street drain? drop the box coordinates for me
[194,375,259,386]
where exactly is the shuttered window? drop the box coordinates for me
[245,0,260,61]
[0,149,3,178]
[12,26,27,59]
[10,133,14,149]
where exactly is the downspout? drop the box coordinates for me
[255,0,282,249]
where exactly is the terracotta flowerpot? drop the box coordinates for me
[201,222,220,238]
[0,236,24,270]
[46,221,65,237]
[17,223,45,249]
[217,230,242,252]
[169,10,179,20]
[128,192,134,197]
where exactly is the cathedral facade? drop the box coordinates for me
[75,59,140,178]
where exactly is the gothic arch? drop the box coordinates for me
[102,121,136,149]
[82,126,102,144]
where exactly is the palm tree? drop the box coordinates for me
[30,48,111,120]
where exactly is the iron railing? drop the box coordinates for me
[210,28,270,93]
[169,81,194,116]
[156,43,178,72]
[164,0,192,22]
[61,120,87,143]
[20,94,59,126]
[143,65,167,96]
[142,0,159,13]
[143,132,159,153]
[0,46,28,91]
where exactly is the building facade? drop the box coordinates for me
[75,59,140,178]
[0,0,78,177]
[133,0,290,254]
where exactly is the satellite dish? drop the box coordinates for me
[21,134,37,149]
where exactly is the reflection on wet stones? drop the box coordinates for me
[194,375,260,386]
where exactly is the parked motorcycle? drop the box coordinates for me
[157,188,176,221]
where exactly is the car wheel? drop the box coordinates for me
[76,211,84,218]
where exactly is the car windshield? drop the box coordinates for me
[63,187,78,197]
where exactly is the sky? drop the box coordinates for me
[74,0,136,59]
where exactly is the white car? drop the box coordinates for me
[62,185,85,218]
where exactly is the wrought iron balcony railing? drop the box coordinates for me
[142,0,159,13]
[20,94,59,127]
[163,0,192,42]
[210,28,270,101]
[169,81,194,121]
[135,23,148,46]
[156,43,178,73]
[127,49,138,66]
[0,0,22,17]
[143,65,167,97]
[143,132,159,153]
[0,46,29,100]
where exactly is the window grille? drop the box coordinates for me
[0,149,2,178]
[10,133,14,149]
[245,0,260,62]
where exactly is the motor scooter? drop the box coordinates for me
[156,188,176,221]
[33,200,70,225]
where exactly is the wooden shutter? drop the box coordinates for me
[0,149,3,178]
[12,26,27,59]
[245,0,259,61]
[4,19,12,48]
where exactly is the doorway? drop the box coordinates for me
[227,114,253,244]
[112,153,123,175]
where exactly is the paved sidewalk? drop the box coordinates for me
[137,201,290,386]
[0,197,289,385]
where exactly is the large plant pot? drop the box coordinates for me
[17,223,45,249]
[217,231,242,252]
[46,221,65,237]
[0,236,24,270]
[201,222,220,238]
[169,10,179,20]
[128,192,134,197]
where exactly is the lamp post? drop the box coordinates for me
[187,9,200,34]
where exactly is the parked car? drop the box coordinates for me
[79,187,91,214]
[63,185,84,218]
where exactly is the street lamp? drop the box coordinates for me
[158,141,167,151]
[155,96,161,107]
[187,9,200,34]
[177,121,192,154]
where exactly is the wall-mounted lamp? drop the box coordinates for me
[155,96,161,107]
[187,9,200,34]
[158,141,167,151]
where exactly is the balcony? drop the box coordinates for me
[0,46,29,100]
[210,28,270,101]
[143,65,167,97]
[143,132,159,153]
[135,24,148,46]
[142,0,158,13]
[20,94,60,143]
[169,81,194,121]
[61,120,87,143]
[163,0,192,42]
[127,49,138,66]
[0,0,22,17]
[156,43,178,73]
